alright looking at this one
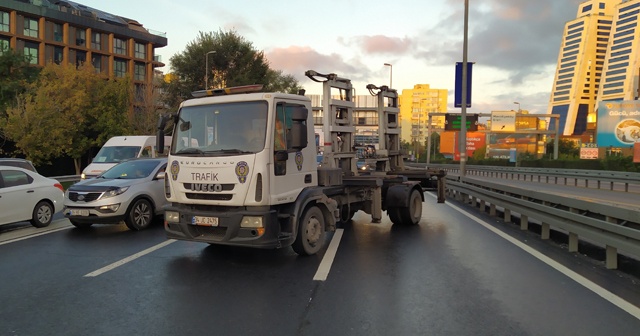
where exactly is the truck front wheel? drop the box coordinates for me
[292,206,326,256]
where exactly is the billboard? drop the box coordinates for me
[597,101,640,147]
[440,131,486,160]
[491,111,516,132]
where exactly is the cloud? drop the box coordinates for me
[265,46,373,90]
[419,0,582,85]
[338,35,415,54]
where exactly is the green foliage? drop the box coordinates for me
[545,138,579,159]
[0,49,40,116]
[2,63,130,173]
[0,49,41,154]
[162,30,302,109]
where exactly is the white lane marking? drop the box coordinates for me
[0,225,72,246]
[313,229,344,281]
[84,239,176,277]
[429,193,640,320]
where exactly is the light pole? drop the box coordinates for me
[205,50,216,89]
[514,101,521,113]
[384,63,392,88]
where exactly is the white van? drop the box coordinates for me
[81,135,171,179]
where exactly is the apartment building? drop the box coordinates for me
[399,84,448,146]
[0,0,167,110]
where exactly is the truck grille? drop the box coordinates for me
[185,193,233,201]
[68,192,102,202]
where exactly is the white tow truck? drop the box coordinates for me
[156,70,445,255]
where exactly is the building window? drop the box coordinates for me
[91,32,101,50]
[134,42,146,59]
[0,37,9,53]
[1,11,10,32]
[114,58,127,77]
[134,62,145,81]
[114,38,127,55]
[23,41,39,64]
[53,23,63,42]
[54,46,63,64]
[76,29,85,46]
[75,50,86,67]
[24,18,39,38]
[92,54,102,73]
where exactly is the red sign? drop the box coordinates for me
[449,131,486,161]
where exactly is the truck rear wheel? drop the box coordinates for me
[390,189,422,225]
[292,206,326,256]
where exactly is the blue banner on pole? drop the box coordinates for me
[454,62,473,108]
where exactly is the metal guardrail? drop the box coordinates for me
[53,175,81,184]
[445,175,640,269]
[411,163,640,193]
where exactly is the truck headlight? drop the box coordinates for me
[81,173,86,180]
[165,211,180,223]
[241,216,263,228]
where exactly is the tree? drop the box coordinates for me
[546,138,579,159]
[2,62,131,173]
[131,76,165,135]
[0,48,41,154]
[162,30,302,109]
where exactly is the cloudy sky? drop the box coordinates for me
[78,0,584,114]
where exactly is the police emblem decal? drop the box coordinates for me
[170,160,180,181]
[235,161,249,183]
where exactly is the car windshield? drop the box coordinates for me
[101,160,160,179]
[93,146,141,163]
[171,101,268,156]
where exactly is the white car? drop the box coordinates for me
[0,166,65,227]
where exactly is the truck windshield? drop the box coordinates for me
[172,101,268,156]
[93,146,141,163]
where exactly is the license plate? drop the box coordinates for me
[192,216,219,226]
[69,209,89,216]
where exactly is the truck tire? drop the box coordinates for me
[292,206,326,256]
[387,207,402,225]
[391,189,423,226]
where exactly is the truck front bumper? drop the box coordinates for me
[163,204,292,249]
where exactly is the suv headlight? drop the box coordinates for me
[101,186,129,199]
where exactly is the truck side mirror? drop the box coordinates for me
[290,106,308,150]
[291,122,307,150]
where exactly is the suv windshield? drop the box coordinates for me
[101,160,160,179]
[171,101,268,156]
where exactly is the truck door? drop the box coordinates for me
[270,101,312,202]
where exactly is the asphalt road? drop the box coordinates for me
[1,193,639,335]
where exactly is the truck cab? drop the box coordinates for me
[159,85,323,252]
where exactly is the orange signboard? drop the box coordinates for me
[440,131,486,160]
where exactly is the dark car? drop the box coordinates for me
[0,158,37,173]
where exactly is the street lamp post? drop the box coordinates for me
[205,50,216,89]
[384,63,392,88]
[514,101,521,113]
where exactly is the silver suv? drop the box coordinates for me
[63,158,168,231]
